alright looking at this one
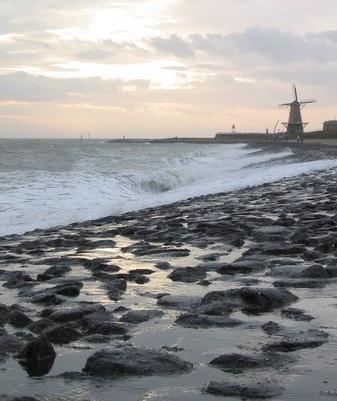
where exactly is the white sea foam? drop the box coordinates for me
[1,139,337,236]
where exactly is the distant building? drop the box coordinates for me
[323,120,337,133]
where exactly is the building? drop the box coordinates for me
[323,120,337,133]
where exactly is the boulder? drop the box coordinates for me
[175,313,242,328]
[206,380,283,399]
[48,304,105,323]
[200,287,298,315]
[0,335,25,353]
[263,329,329,352]
[42,324,82,344]
[168,267,206,283]
[157,295,201,310]
[83,344,193,376]
[120,309,164,324]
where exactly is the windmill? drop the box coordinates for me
[280,85,316,136]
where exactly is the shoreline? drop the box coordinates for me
[1,144,337,400]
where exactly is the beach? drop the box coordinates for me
[1,141,337,400]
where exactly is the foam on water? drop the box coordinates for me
[1,139,337,236]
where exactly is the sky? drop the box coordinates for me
[1,0,337,138]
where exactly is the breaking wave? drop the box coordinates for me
[1,139,337,236]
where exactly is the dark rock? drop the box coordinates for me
[281,308,315,321]
[16,336,56,377]
[120,309,164,324]
[262,244,306,256]
[175,313,241,328]
[105,278,127,300]
[83,334,112,343]
[168,267,206,283]
[0,335,25,353]
[263,329,329,352]
[42,324,82,344]
[155,262,172,270]
[262,321,283,335]
[134,275,150,284]
[27,318,57,334]
[6,310,33,328]
[206,380,283,398]
[197,253,220,262]
[48,304,105,323]
[83,344,193,376]
[210,351,292,372]
[129,269,154,275]
[81,311,127,336]
[37,265,71,281]
[217,259,265,275]
[157,295,201,310]
[200,287,298,315]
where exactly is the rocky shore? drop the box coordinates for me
[1,155,337,400]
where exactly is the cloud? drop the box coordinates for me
[150,34,194,58]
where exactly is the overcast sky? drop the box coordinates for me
[1,0,337,138]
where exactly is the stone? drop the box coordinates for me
[42,324,82,344]
[16,336,56,376]
[262,321,283,335]
[48,304,105,323]
[210,352,292,372]
[134,275,150,284]
[218,259,265,275]
[155,262,172,270]
[83,344,193,376]
[168,267,206,283]
[263,329,329,352]
[80,311,127,336]
[175,313,242,328]
[120,309,164,324]
[157,295,201,310]
[6,310,33,328]
[0,335,25,353]
[27,318,57,334]
[281,308,315,321]
[206,380,283,399]
[200,287,298,315]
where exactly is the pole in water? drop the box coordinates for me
[80,134,83,141]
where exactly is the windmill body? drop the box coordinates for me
[280,85,316,135]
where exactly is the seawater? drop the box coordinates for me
[1,138,337,236]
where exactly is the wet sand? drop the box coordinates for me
[1,142,337,400]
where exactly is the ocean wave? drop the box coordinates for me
[0,140,336,236]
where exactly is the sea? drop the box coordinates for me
[2,138,337,237]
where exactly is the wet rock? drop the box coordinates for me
[2,272,35,289]
[175,313,242,328]
[263,329,329,352]
[262,243,306,256]
[210,351,292,372]
[206,380,283,398]
[83,344,193,376]
[83,258,120,273]
[198,279,212,286]
[157,294,201,310]
[262,321,283,335]
[0,335,25,353]
[129,269,154,276]
[155,261,172,270]
[81,311,127,336]
[218,259,265,275]
[120,309,164,324]
[281,308,315,321]
[6,310,33,328]
[168,267,206,283]
[197,253,221,262]
[27,318,57,334]
[200,287,298,315]
[37,265,71,281]
[31,293,63,306]
[104,278,127,300]
[16,336,56,377]
[42,324,83,344]
[48,304,105,323]
[134,275,150,284]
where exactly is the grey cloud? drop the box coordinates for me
[151,34,194,58]
[0,72,149,102]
